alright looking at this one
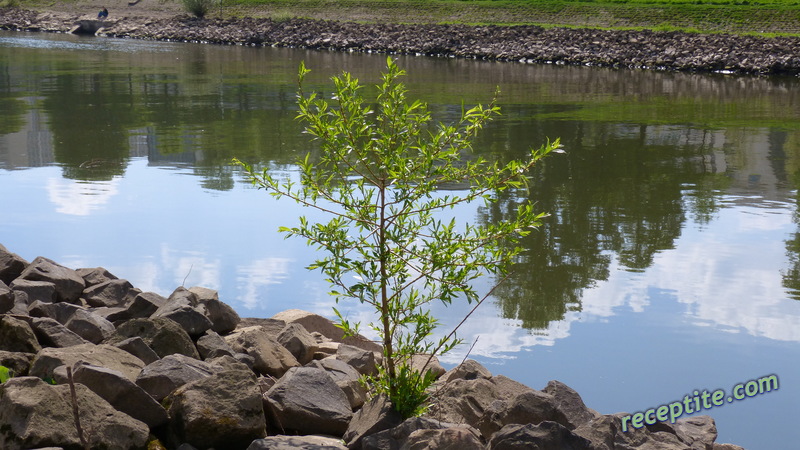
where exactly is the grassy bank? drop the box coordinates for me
[21,0,800,36]
[224,0,800,35]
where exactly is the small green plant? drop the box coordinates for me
[0,0,20,8]
[182,0,219,18]
[236,57,558,417]
[0,365,12,383]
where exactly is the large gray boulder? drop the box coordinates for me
[263,366,353,436]
[362,416,482,450]
[0,280,14,313]
[151,287,213,337]
[135,353,220,401]
[0,376,149,450]
[405,427,485,450]
[247,435,348,449]
[224,325,299,377]
[30,317,90,348]
[672,415,718,449]
[476,389,571,439]
[306,358,367,410]
[27,300,82,323]
[428,375,533,428]
[542,380,599,430]
[277,322,318,365]
[126,291,167,319]
[9,279,57,304]
[439,359,493,383]
[29,343,145,382]
[488,421,596,450]
[0,244,27,284]
[343,394,403,450]
[196,329,236,360]
[336,343,378,376]
[76,266,118,286]
[112,336,160,365]
[0,315,41,353]
[82,278,140,308]
[107,316,200,359]
[17,256,85,303]
[189,286,241,334]
[0,350,35,377]
[63,308,116,344]
[165,369,266,449]
[67,361,169,428]
[272,309,381,352]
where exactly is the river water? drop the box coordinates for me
[1,30,799,449]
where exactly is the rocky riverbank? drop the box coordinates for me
[1,6,800,75]
[0,243,747,449]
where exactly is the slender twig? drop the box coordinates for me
[66,366,89,450]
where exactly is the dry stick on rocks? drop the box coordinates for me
[66,365,90,450]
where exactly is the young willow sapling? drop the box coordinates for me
[235,57,558,417]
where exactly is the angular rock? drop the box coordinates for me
[207,354,253,372]
[9,279,57,304]
[196,329,235,360]
[30,317,90,348]
[406,427,485,450]
[82,278,140,308]
[362,416,482,450]
[0,244,27,284]
[189,286,241,333]
[91,305,132,324]
[237,317,287,338]
[27,300,81,323]
[108,317,200,359]
[0,315,41,353]
[0,350,35,377]
[307,358,367,410]
[439,359,492,383]
[17,256,85,303]
[542,380,599,430]
[151,287,213,337]
[135,353,220,401]
[672,415,718,449]
[273,309,381,352]
[113,336,160,365]
[126,291,167,319]
[76,266,118,287]
[488,421,595,450]
[64,308,115,343]
[264,366,353,436]
[315,341,342,359]
[69,361,169,428]
[336,343,377,376]
[0,376,149,450]
[29,343,145,381]
[343,394,403,450]
[573,414,622,450]
[247,435,348,449]
[0,280,14,314]
[225,325,299,377]
[476,389,569,439]
[409,354,446,379]
[278,322,318,365]
[165,369,266,449]
[428,375,534,428]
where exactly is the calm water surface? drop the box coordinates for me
[1,31,799,449]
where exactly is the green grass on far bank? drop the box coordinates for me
[222,0,800,35]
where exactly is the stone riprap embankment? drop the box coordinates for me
[0,243,747,449]
[1,7,800,75]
